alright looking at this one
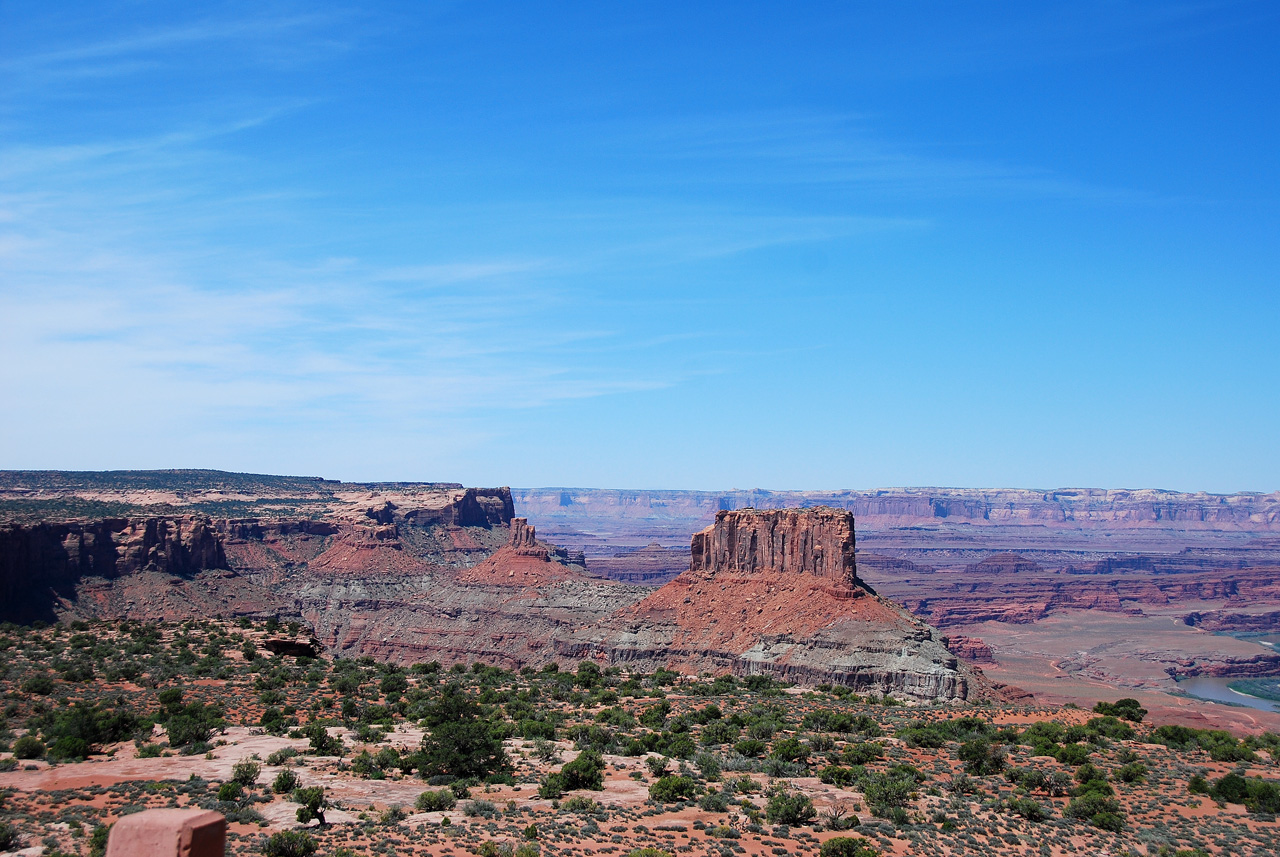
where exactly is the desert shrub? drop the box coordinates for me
[266,747,298,766]
[861,768,921,817]
[699,789,731,812]
[232,759,262,787]
[164,702,224,748]
[12,735,44,759]
[958,738,1006,776]
[639,701,672,729]
[538,773,568,799]
[765,787,816,825]
[1064,792,1124,831]
[1116,761,1148,783]
[292,786,327,825]
[560,749,606,790]
[771,736,809,764]
[701,720,739,745]
[626,850,672,857]
[694,750,721,780]
[0,821,17,851]
[596,707,635,728]
[21,674,53,696]
[898,716,992,749]
[1054,743,1091,766]
[1006,796,1048,821]
[1150,725,1255,763]
[649,775,698,803]
[841,741,883,765]
[272,769,299,794]
[561,795,599,813]
[734,738,766,757]
[802,709,857,733]
[262,830,316,857]
[416,685,507,779]
[416,789,457,812]
[819,766,857,788]
[300,723,343,757]
[463,800,497,818]
[1092,698,1147,722]
[1084,716,1134,741]
[217,782,244,802]
[88,825,110,857]
[519,719,556,740]
[37,703,141,759]
[1207,773,1280,813]
[819,837,878,857]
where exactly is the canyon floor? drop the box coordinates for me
[1,620,1278,857]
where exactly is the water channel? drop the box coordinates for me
[1175,634,1280,713]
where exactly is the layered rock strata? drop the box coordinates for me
[0,474,644,669]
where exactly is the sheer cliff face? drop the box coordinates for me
[690,507,857,586]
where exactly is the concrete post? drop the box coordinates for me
[104,808,226,857]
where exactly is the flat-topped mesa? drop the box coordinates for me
[690,506,858,587]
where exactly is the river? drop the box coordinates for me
[1176,675,1280,713]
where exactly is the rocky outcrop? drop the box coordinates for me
[690,507,858,586]
[1183,611,1280,633]
[509,518,549,558]
[569,506,981,701]
[0,517,228,622]
[943,635,996,663]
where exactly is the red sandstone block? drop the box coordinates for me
[105,808,226,857]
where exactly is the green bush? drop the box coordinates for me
[416,789,457,812]
[37,703,141,760]
[272,769,299,794]
[649,775,698,803]
[561,750,606,790]
[217,781,244,802]
[292,786,327,825]
[266,747,297,766]
[262,830,316,857]
[0,821,17,851]
[819,837,878,857]
[232,759,262,786]
[958,739,1006,776]
[770,736,809,763]
[765,788,816,825]
[1207,773,1280,814]
[1064,792,1124,831]
[416,685,507,779]
[21,674,53,696]
[1006,796,1048,821]
[12,735,44,759]
[841,741,883,765]
[1092,698,1146,722]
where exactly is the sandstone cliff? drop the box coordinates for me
[0,472,645,669]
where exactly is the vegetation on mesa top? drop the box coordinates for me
[1,619,1280,857]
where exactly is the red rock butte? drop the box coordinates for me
[690,506,858,586]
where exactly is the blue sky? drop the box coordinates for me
[1,1,1277,491]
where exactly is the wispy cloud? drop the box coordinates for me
[596,110,1151,203]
